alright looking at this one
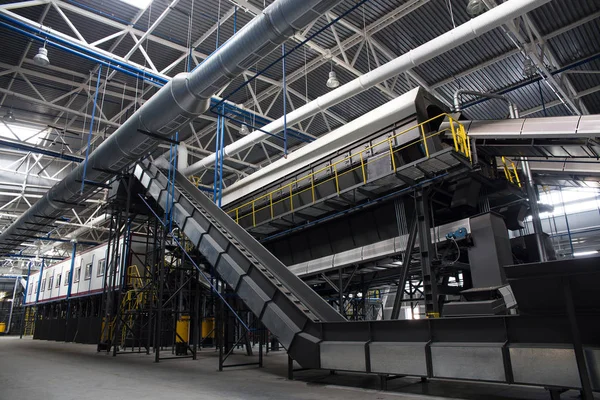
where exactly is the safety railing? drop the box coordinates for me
[225,114,470,228]
[501,156,522,188]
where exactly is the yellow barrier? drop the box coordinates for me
[212,114,470,227]
[501,156,522,188]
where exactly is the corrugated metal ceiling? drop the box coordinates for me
[0,0,599,164]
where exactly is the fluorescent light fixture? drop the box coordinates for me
[119,0,153,9]
[573,250,598,257]
[392,260,403,266]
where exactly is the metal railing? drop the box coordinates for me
[224,114,470,228]
[501,156,522,188]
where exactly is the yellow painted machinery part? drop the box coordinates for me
[201,317,215,339]
[176,315,190,343]
[0,322,5,333]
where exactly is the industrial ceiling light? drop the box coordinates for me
[239,124,250,136]
[33,42,50,67]
[3,108,15,123]
[523,58,536,78]
[326,71,340,89]
[326,59,340,89]
[466,0,487,17]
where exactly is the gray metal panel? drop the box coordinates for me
[369,342,427,376]
[467,213,512,288]
[510,345,581,389]
[236,277,270,317]
[288,262,309,276]
[363,238,395,262]
[431,343,505,382]
[332,248,362,268]
[577,115,600,137]
[306,255,334,275]
[261,302,302,349]
[521,116,581,138]
[320,341,367,372]
[467,118,526,138]
[394,235,409,254]
[584,347,600,391]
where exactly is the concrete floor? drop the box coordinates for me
[0,337,592,400]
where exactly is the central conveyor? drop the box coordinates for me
[133,160,345,366]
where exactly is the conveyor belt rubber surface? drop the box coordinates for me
[133,161,344,366]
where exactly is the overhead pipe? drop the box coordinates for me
[453,89,519,118]
[182,0,552,177]
[0,0,346,255]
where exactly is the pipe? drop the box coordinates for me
[177,143,189,171]
[0,0,345,255]
[182,0,551,177]
[521,160,547,262]
[453,89,519,118]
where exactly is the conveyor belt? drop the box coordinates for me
[134,160,600,392]
[133,160,344,363]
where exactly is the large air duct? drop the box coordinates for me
[182,0,551,177]
[0,0,344,254]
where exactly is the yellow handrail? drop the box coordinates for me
[501,156,522,188]
[222,114,470,226]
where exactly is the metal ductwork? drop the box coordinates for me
[182,0,552,177]
[453,89,519,119]
[0,0,344,254]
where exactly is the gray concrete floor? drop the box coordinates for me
[0,337,591,400]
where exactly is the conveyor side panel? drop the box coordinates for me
[133,161,342,358]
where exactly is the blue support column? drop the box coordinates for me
[35,259,45,304]
[65,241,78,301]
[218,107,225,207]
[282,43,287,158]
[23,261,32,305]
[213,113,222,204]
[119,219,132,290]
[165,132,178,232]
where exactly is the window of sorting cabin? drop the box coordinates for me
[56,274,61,288]
[97,259,106,277]
[48,275,54,289]
[41,279,46,292]
[74,267,81,283]
[64,272,70,286]
[84,263,92,280]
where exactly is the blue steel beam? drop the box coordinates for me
[0,138,83,162]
